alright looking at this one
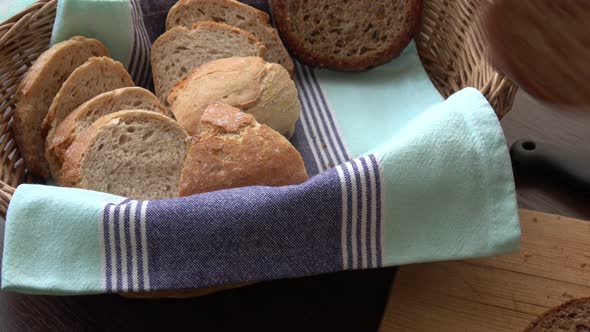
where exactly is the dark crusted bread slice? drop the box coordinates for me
[179,103,308,196]
[151,21,266,104]
[13,36,109,178]
[166,0,294,75]
[47,87,170,181]
[61,110,189,199]
[270,0,422,71]
[42,56,134,155]
[525,298,590,332]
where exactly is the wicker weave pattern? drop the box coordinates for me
[0,0,56,189]
[416,0,518,118]
[0,0,517,218]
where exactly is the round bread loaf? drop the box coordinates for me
[179,103,308,196]
[167,56,301,138]
[61,110,189,199]
[525,298,590,332]
[270,0,422,71]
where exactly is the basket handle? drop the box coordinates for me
[0,181,15,220]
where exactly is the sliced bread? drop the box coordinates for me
[525,297,590,332]
[166,0,294,75]
[167,56,300,138]
[13,36,109,178]
[270,0,422,71]
[179,103,308,196]
[61,110,189,199]
[151,21,266,103]
[47,87,170,180]
[42,56,134,148]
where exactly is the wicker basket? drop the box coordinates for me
[0,0,518,218]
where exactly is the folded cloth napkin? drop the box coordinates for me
[0,0,520,294]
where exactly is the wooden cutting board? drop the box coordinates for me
[380,209,590,331]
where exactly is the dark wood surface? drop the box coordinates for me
[0,91,588,332]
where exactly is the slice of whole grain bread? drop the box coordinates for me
[166,0,293,75]
[525,297,590,332]
[61,110,189,199]
[47,87,170,181]
[270,0,422,71]
[151,21,266,104]
[13,36,109,178]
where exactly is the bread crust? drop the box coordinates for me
[167,56,300,138]
[42,56,134,141]
[270,0,422,71]
[47,87,170,181]
[178,103,308,196]
[13,37,109,178]
[524,297,590,331]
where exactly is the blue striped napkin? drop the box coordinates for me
[0,0,520,294]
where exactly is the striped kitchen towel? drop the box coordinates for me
[0,0,520,294]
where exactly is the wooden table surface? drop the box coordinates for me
[380,210,590,331]
[0,91,589,331]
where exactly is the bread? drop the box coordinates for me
[166,0,294,76]
[60,110,189,200]
[167,57,301,138]
[179,103,308,196]
[269,0,422,71]
[47,87,170,180]
[151,21,266,103]
[42,56,134,151]
[13,36,109,178]
[525,297,590,332]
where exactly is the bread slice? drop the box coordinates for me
[151,21,266,104]
[42,56,134,148]
[270,0,422,71]
[13,36,109,178]
[47,87,171,180]
[166,0,294,75]
[61,110,189,199]
[179,103,308,196]
[167,57,300,138]
[525,297,590,332]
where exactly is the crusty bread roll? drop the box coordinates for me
[166,0,294,76]
[167,56,301,138]
[42,56,134,161]
[61,110,189,199]
[151,21,266,103]
[47,87,171,181]
[13,36,109,178]
[179,103,308,196]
